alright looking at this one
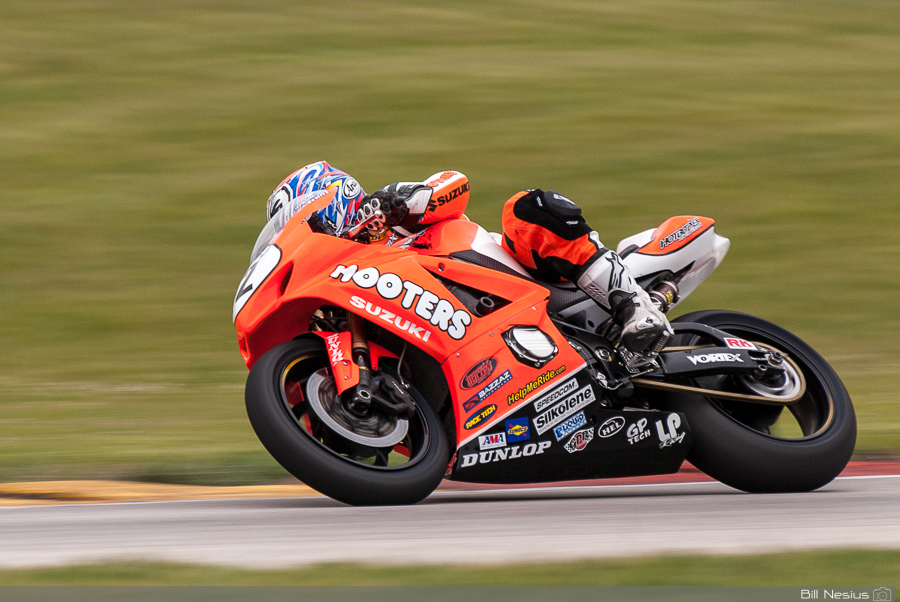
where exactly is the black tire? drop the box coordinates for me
[245,339,450,505]
[661,310,856,493]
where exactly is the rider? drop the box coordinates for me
[266,160,673,359]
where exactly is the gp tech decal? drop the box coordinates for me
[349,296,433,342]
[507,365,567,405]
[532,378,578,413]
[464,404,497,430]
[331,264,471,340]
[459,441,551,467]
[533,387,595,435]
[626,418,651,445]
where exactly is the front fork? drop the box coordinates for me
[347,312,374,414]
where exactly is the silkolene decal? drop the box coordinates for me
[331,264,471,340]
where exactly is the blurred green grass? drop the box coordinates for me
[0,551,897,585]
[1,0,899,483]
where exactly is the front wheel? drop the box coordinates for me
[661,310,856,493]
[245,339,450,505]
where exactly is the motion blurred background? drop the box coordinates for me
[1,0,898,485]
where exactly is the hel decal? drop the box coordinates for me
[686,353,744,366]
[553,410,587,441]
[506,365,567,405]
[533,387,596,435]
[724,337,757,350]
[626,418,651,445]
[598,416,626,438]
[332,265,471,340]
[505,418,530,442]
[461,358,498,390]
[659,217,703,250]
[464,404,497,430]
[564,428,594,453]
[459,441,552,467]
[349,296,433,342]
[478,432,507,450]
[532,378,578,413]
[656,413,686,449]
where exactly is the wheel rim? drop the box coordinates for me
[278,352,431,470]
[685,328,835,441]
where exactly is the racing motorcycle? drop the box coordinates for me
[233,188,856,505]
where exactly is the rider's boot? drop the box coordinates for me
[576,250,674,361]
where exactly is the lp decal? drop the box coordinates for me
[655,413,686,448]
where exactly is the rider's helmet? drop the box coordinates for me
[266,160,366,233]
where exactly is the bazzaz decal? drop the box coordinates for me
[462,397,480,413]
[349,296,433,342]
[686,353,744,366]
[464,404,497,430]
[564,428,594,453]
[505,418,530,442]
[626,418,651,445]
[462,358,498,390]
[533,378,579,413]
[598,416,626,438]
[507,365,567,405]
[553,411,587,441]
[325,333,344,364]
[659,217,703,250]
[332,264,472,340]
[472,370,512,404]
[724,337,757,350]
[459,441,552,467]
[478,432,507,450]
[656,413,686,448]
[533,387,595,435]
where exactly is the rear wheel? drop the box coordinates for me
[245,339,450,505]
[661,310,856,492]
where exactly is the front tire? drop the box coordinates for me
[245,339,450,505]
[662,310,856,493]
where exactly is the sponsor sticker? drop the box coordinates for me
[473,370,513,404]
[533,378,578,413]
[505,418,530,442]
[464,404,497,430]
[597,416,626,438]
[478,432,507,450]
[462,397,480,413]
[564,428,594,453]
[626,418,651,445]
[459,441,552,467]
[325,333,344,364]
[724,337,757,350]
[533,387,595,435]
[461,358,497,390]
[686,353,744,366]
[659,217,703,250]
[553,411,587,441]
[507,365,567,405]
[331,264,471,340]
[655,413,686,448]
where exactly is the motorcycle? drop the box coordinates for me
[233,188,856,505]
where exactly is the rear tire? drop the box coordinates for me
[245,339,450,505]
[662,310,856,492]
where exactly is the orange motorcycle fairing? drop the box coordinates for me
[311,331,399,395]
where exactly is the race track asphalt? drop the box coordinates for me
[1,474,898,568]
